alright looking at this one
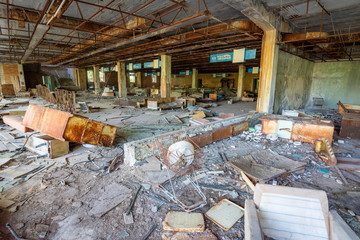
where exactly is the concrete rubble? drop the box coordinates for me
[0,93,359,240]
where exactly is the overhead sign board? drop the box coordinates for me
[210,52,233,63]
[210,48,257,63]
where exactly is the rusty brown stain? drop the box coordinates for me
[82,121,104,145]
[190,132,213,147]
[63,116,89,142]
[232,121,249,135]
[99,125,117,147]
[212,126,233,142]
[340,113,360,139]
[23,104,72,141]
[292,121,334,144]
[260,118,278,135]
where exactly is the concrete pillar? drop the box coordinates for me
[135,72,142,88]
[93,65,100,94]
[77,68,87,90]
[160,55,171,98]
[192,68,198,89]
[237,65,246,99]
[17,64,26,90]
[117,61,127,98]
[256,30,279,113]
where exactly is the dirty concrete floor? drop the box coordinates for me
[0,95,359,240]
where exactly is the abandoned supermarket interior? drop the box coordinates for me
[0,0,359,239]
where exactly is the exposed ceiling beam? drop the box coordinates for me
[219,0,294,32]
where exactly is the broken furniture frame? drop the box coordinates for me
[159,175,207,212]
[156,136,207,212]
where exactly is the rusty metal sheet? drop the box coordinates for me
[82,121,104,145]
[338,103,360,114]
[23,105,118,146]
[340,113,360,139]
[100,125,117,147]
[190,132,213,147]
[260,118,277,135]
[232,121,249,135]
[212,126,233,142]
[23,104,72,141]
[63,116,89,143]
[292,120,334,144]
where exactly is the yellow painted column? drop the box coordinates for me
[117,61,127,98]
[77,68,87,90]
[237,65,246,99]
[93,65,100,94]
[135,72,142,88]
[192,68,198,89]
[256,30,279,113]
[160,55,171,98]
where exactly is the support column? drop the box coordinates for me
[237,65,246,99]
[256,30,279,113]
[93,65,100,94]
[117,61,127,98]
[160,55,171,98]
[135,72,142,88]
[192,68,198,89]
[77,68,87,90]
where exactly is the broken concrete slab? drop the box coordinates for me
[88,183,131,218]
[163,211,205,232]
[162,229,217,240]
[206,199,244,231]
[124,112,262,166]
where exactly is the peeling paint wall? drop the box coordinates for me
[274,51,314,113]
[308,61,360,109]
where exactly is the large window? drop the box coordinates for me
[129,73,135,83]
[87,69,93,82]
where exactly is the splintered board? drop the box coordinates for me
[227,150,306,182]
[0,165,40,180]
[228,155,286,182]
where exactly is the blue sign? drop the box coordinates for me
[144,62,154,68]
[210,52,233,63]
[179,71,192,75]
[245,49,256,60]
[110,66,116,71]
[103,67,110,72]
[126,63,142,70]
[211,73,229,78]
[145,72,160,76]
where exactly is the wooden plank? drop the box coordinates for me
[228,155,286,182]
[330,210,360,240]
[0,141,8,152]
[0,165,40,180]
[0,158,13,166]
[337,163,360,170]
[240,170,255,192]
[0,132,15,141]
[244,199,264,240]
[251,150,306,171]
[337,157,360,164]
